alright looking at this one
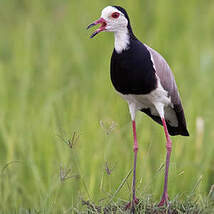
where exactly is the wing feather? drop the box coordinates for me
[145,45,189,136]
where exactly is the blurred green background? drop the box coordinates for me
[0,0,214,212]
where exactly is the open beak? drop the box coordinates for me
[87,18,107,38]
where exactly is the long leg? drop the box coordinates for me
[158,117,172,206]
[126,120,139,212]
[126,104,139,212]
[154,103,172,206]
[132,120,139,205]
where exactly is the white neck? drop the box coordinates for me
[114,29,130,54]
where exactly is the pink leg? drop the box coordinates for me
[158,118,172,206]
[132,120,139,204]
[126,120,139,211]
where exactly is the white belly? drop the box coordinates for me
[117,85,178,127]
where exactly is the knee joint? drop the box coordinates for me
[133,147,138,153]
[166,144,172,152]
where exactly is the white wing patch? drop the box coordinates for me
[150,53,157,71]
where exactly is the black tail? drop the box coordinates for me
[141,106,189,136]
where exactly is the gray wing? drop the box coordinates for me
[144,44,189,136]
[145,44,180,104]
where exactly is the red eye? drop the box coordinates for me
[111,12,120,19]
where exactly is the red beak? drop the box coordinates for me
[87,18,107,38]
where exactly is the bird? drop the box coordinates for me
[87,5,189,211]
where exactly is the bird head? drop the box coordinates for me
[87,6,130,38]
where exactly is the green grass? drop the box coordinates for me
[81,195,214,214]
[0,0,214,213]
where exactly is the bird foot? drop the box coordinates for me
[158,193,170,207]
[125,197,139,210]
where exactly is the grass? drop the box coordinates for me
[82,195,214,214]
[0,0,214,213]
